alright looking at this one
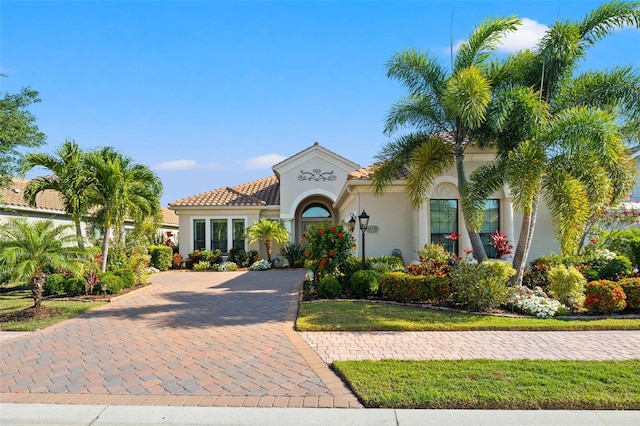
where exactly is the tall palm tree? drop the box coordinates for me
[468,1,640,283]
[245,218,290,262]
[0,219,80,308]
[372,16,521,261]
[84,147,162,272]
[20,140,90,249]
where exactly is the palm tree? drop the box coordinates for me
[20,140,90,249]
[84,147,162,272]
[372,16,521,261]
[245,218,290,262]
[0,219,80,308]
[467,1,640,284]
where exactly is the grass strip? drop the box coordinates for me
[0,287,104,331]
[297,301,640,331]
[332,359,640,409]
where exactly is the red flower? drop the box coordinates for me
[444,231,460,240]
[305,250,310,256]
[330,226,336,232]
[319,229,325,234]
[337,232,343,238]
[329,251,334,257]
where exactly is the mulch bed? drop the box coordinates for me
[1,305,61,322]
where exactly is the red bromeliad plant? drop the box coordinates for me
[302,221,355,280]
[489,230,514,258]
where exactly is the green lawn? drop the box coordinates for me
[296,300,640,331]
[0,285,104,331]
[332,359,640,409]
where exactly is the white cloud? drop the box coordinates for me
[497,18,548,53]
[243,154,287,170]
[152,159,197,171]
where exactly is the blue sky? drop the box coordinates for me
[2,1,638,206]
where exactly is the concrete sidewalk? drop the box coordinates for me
[2,403,639,426]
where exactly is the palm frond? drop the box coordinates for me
[443,66,491,130]
[464,161,506,232]
[454,16,521,72]
[504,140,547,215]
[384,95,448,136]
[579,0,640,47]
[404,137,455,208]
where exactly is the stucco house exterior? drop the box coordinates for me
[169,141,597,265]
[0,177,179,243]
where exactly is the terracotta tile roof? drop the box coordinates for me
[1,177,179,226]
[0,177,65,211]
[348,165,409,181]
[169,176,280,207]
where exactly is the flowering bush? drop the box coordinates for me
[249,259,271,271]
[619,278,640,311]
[409,243,455,277]
[303,221,354,280]
[584,280,626,313]
[514,294,565,318]
[489,230,514,258]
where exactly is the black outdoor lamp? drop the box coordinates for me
[358,210,369,269]
[347,213,357,233]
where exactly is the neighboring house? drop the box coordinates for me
[169,142,574,264]
[0,177,179,242]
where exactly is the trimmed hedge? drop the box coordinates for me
[148,245,172,271]
[380,272,450,304]
[318,275,342,299]
[65,277,86,297]
[350,270,380,298]
[99,272,125,294]
[114,268,136,288]
[44,273,67,296]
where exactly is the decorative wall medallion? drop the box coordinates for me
[435,183,458,197]
[298,169,337,182]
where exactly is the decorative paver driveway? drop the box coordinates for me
[0,270,359,408]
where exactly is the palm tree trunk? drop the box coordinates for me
[512,212,531,286]
[101,226,111,272]
[30,272,45,309]
[74,216,85,250]
[265,239,272,262]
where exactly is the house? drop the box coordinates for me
[0,177,179,243]
[169,141,572,264]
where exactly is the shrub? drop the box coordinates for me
[597,255,632,281]
[127,252,151,284]
[249,259,271,271]
[584,280,626,313]
[114,268,136,288]
[604,228,640,267]
[213,261,238,272]
[98,272,125,294]
[514,294,565,318]
[379,272,451,304]
[629,237,640,269]
[193,260,211,271]
[451,261,515,312]
[171,253,183,269]
[148,245,173,271]
[64,277,86,297]
[44,273,67,296]
[547,265,586,308]
[228,248,248,267]
[188,250,203,265]
[619,277,640,311]
[318,275,342,299]
[350,270,380,298]
[280,242,307,268]
[414,243,454,276]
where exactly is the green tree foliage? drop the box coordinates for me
[373,17,521,261]
[245,218,290,262]
[0,81,46,193]
[20,140,91,249]
[84,147,163,272]
[0,219,80,308]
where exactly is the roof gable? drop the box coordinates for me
[272,142,359,179]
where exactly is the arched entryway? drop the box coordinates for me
[295,196,337,241]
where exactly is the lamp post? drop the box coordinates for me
[358,210,369,269]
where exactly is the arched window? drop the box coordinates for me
[301,203,331,218]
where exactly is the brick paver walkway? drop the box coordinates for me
[300,330,640,363]
[0,270,359,408]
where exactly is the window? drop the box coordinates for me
[302,204,331,218]
[232,219,245,250]
[210,219,228,254]
[480,200,500,258]
[430,199,458,253]
[193,219,206,251]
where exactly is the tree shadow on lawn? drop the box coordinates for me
[87,269,306,329]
